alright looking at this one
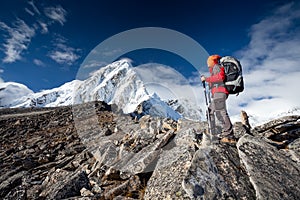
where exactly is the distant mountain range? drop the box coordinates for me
[0,59,203,121]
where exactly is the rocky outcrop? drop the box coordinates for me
[0,102,299,199]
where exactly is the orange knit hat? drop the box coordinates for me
[207,55,221,67]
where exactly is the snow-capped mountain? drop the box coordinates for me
[73,59,181,119]
[10,80,81,108]
[0,82,34,107]
[0,59,183,120]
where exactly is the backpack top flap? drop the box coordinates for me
[220,56,244,94]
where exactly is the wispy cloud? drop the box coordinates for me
[0,19,35,63]
[102,48,123,57]
[230,2,300,124]
[83,60,109,69]
[28,0,41,15]
[0,1,69,64]
[50,51,79,66]
[25,8,35,16]
[0,68,3,83]
[37,20,48,34]
[33,59,45,67]
[44,5,67,26]
[24,1,65,34]
[49,36,80,66]
[133,63,201,99]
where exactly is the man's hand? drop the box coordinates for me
[201,75,206,82]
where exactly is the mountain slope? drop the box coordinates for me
[0,60,181,120]
[0,82,34,107]
[1,102,299,199]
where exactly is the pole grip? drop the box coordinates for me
[202,81,206,88]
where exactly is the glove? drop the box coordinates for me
[201,75,206,82]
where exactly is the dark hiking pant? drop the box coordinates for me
[208,92,232,135]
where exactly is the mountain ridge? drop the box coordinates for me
[0,59,185,120]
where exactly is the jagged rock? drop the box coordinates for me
[240,110,251,130]
[144,145,195,199]
[183,145,255,199]
[288,138,300,154]
[144,121,199,199]
[237,134,300,199]
[104,175,141,199]
[117,130,175,175]
[233,122,251,139]
[39,168,91,199]
[3,185,26,200]
[0,171,28,198]
[1,103,300,199]
[252,115,300,134]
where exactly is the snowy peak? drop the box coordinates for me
[0,82,33,107]
[73,59,181,119]
[74,59,150,113]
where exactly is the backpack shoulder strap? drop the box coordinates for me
[212,64,221,75]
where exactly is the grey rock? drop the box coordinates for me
[0,171,27,198]
[3,185,26,200]
[144,122,199,200]
[288,137,300,154]
[144,145,194,200]
[183,144,255,200]
[233,121,251,139]
[1,102,300,200]
[39,169,91,199]
[118,130,175,175]
[252,115,300,134]
[237,134,300,199]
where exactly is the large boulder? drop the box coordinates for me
[237,134,300,199]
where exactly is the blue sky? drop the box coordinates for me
[0,0,300,123]
[0,0,287,91]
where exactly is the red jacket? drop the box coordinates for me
[205,64,229,95]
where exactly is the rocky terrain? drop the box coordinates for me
[0,101,299,199]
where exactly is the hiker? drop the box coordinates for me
[201,55,235,141]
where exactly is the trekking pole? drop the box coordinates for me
[202,80,212,135]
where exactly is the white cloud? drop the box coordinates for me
[133,63,202,103]
[33,59,45,67]
[25,8,35,16]
[0,68,3,83]
[44,5,67,26]
[230,2,300,125]
[0,19,35,63]
[0,2,69,64]
[49,36,80,66]
[28,0,41,15]
[83,60,109,69]
[37,20,48,34]
[50,51,79,65]
[102,48,123,57]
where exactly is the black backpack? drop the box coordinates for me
[220,56,244,94]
